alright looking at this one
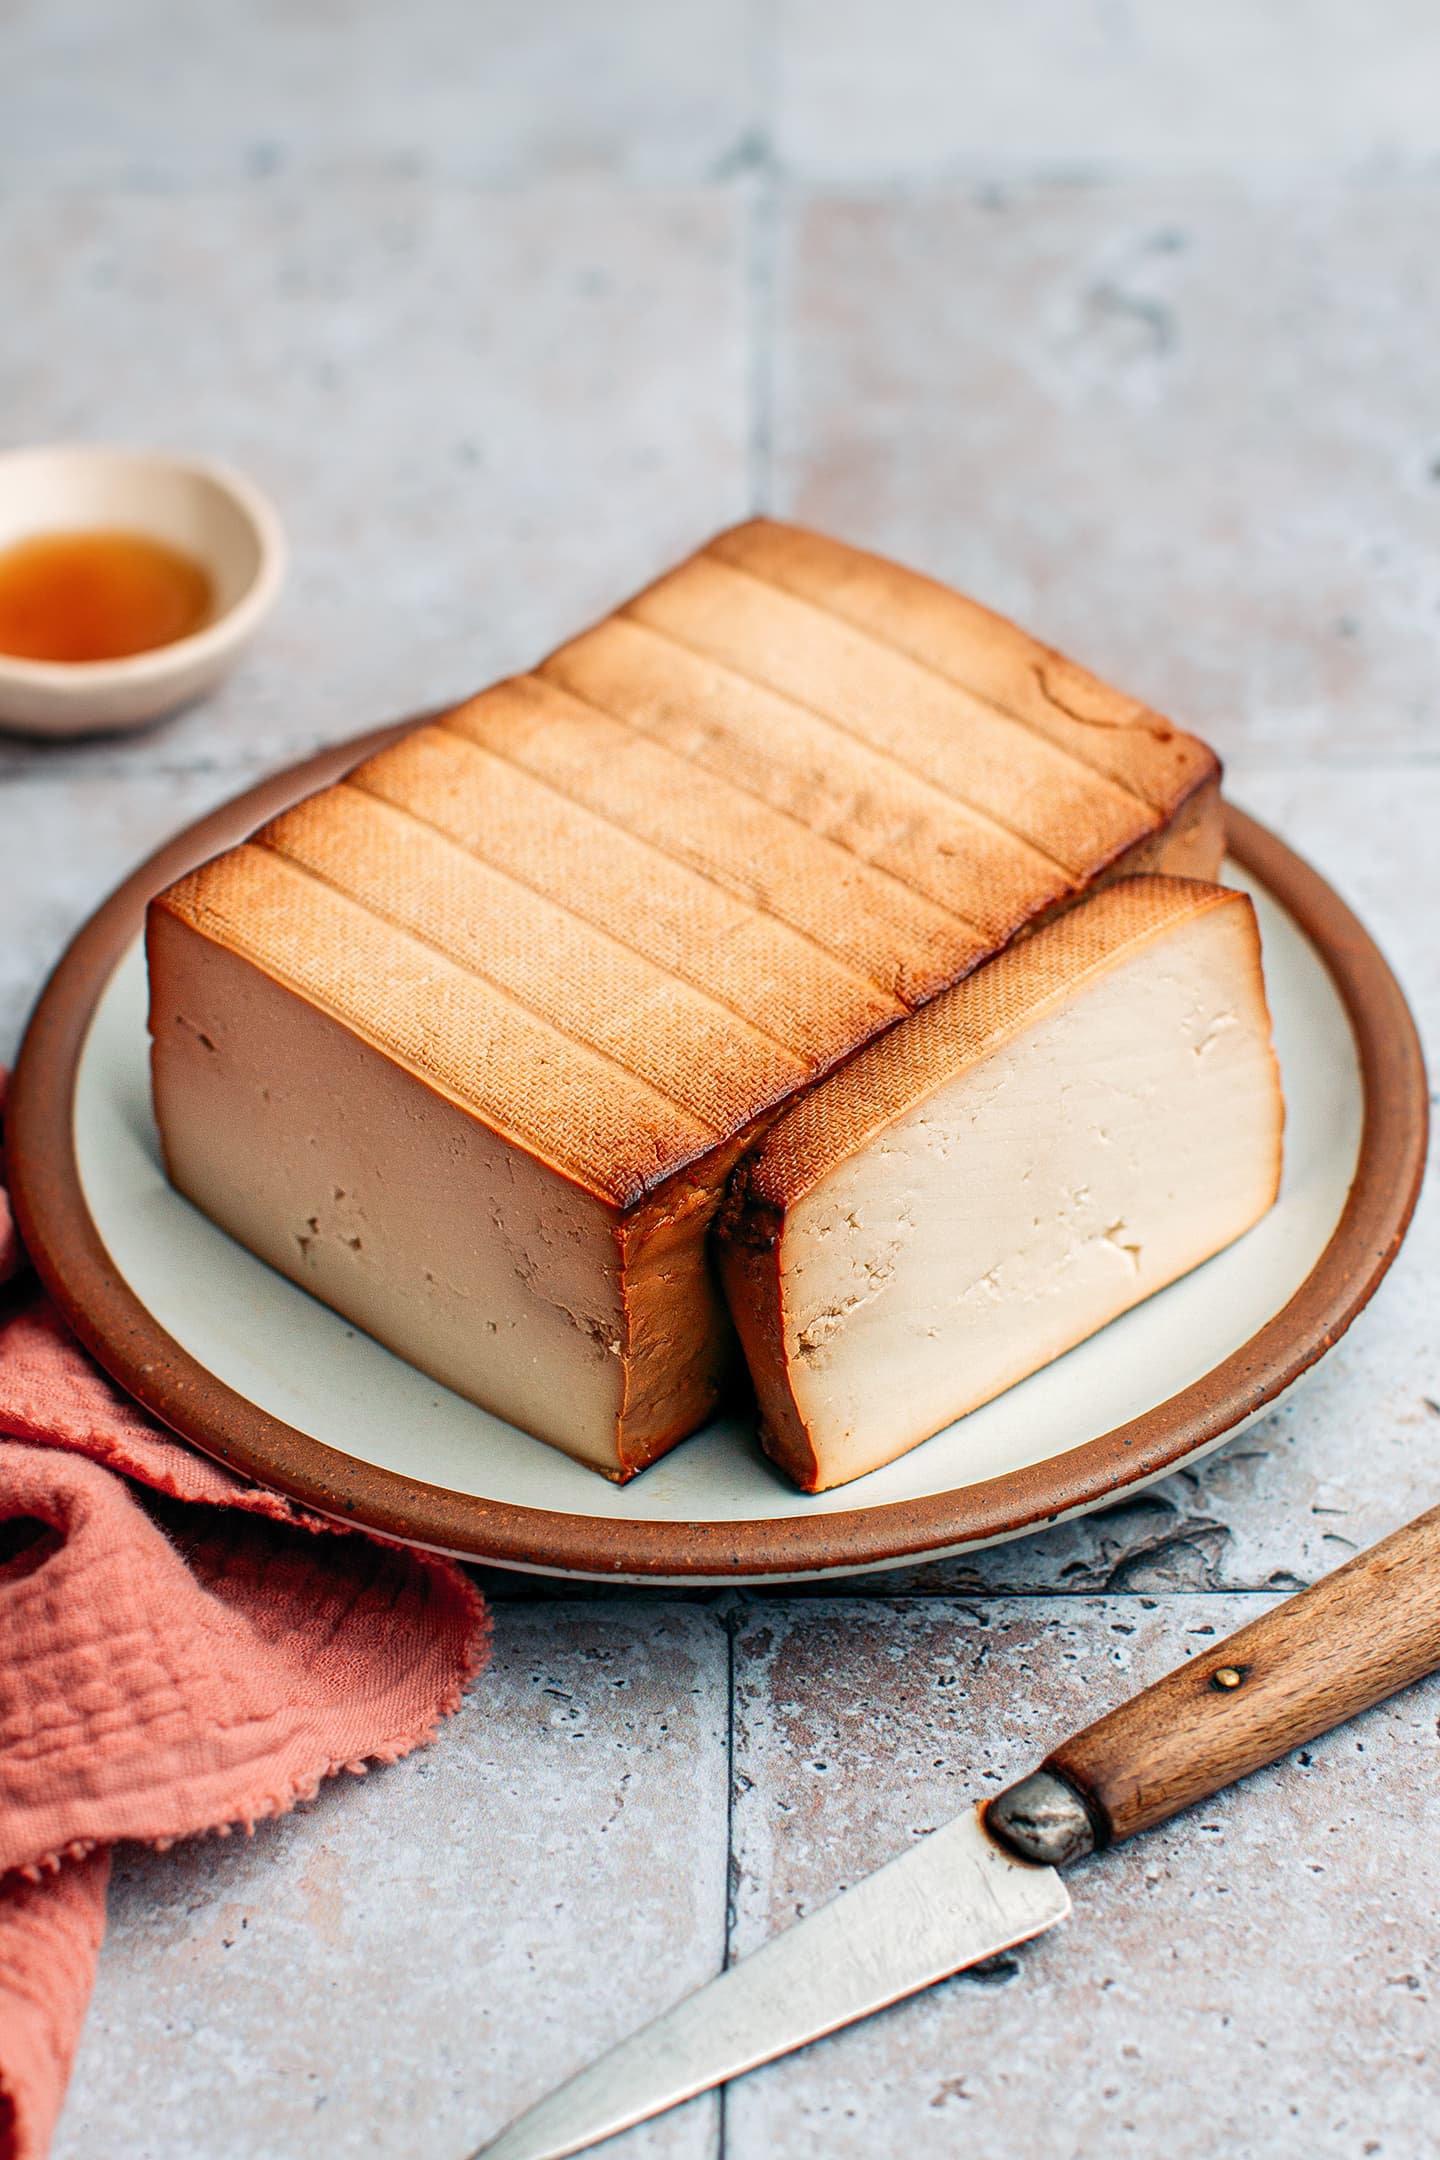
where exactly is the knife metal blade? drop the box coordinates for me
[475,1497,1440,2160]
[474,1804,1068,2160]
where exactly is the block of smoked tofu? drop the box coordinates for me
[148,519,1224,1481]
[718,878,1283,1493]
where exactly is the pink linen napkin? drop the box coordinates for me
[0,1077,489,2160]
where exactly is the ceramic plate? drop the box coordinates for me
[9,728,1427,1581]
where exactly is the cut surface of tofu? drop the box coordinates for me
[719,878,1284,1493]
[148,519,1224,1480]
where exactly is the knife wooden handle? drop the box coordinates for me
[988,1501,1440,1862]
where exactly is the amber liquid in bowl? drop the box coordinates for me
[0,529,213,663]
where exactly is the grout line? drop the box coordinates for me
[744,0,780,515]
[1224,752,1440,774]
[718,1599,742,2160]
[745,181,778,515]
[479,1581,1307,1605]
[10,163,1440,205]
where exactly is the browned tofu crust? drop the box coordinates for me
[154,519,1221,1211]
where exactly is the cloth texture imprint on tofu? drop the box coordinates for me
[147,518,1224,1481]
[719,877,1284,1493]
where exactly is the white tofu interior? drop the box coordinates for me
[772,901,1282,1488]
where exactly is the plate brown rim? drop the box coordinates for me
[8,728,1430,1578]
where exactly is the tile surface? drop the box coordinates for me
[729,1597,1440,2159]
[775,1,1440,180]
[5,6,1437,2156]
[54,1605,729,2159]
[1,0,757,189]
[773,182,1440,763]
[0,183,749,786]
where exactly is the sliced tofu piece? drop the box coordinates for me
[148,519,1224,1480]
[718,878,1284,1493]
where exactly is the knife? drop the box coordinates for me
[474,1501,1440,2160]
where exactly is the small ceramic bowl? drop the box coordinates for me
[0,444,286,737]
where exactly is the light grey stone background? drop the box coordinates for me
[2,4,1436,2154]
